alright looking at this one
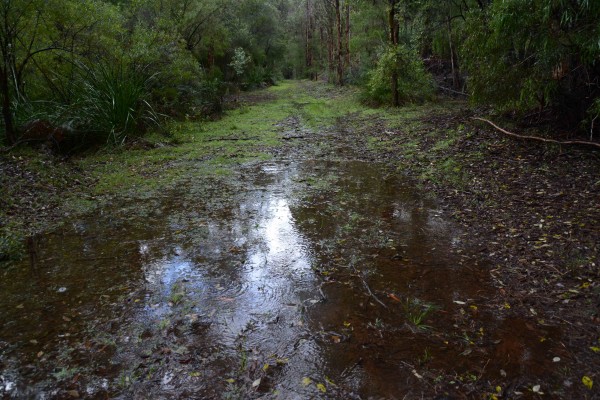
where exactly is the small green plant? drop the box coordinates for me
[52,367,78,381]
[158,319,170,330]
[417,348,432,366]
[169,283,185,305]
[118,372,133,388]
[238,344,248,372]
[368,318,385,330]
[403,298,437,329]
[170,292,184,305]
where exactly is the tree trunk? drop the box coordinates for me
[327,26,334,83]
[389,0,399,107]
[208,45,215,69]
[305,0,314,79]
[345,2,350,70]
[447,18,461,90]
[335,0,343,85]
[318,26,326,81]
[0,67,15,145]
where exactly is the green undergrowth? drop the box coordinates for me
[80,88,294,196]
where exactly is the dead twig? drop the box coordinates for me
[472,117,600,150]
[360,276,389,310]
[340,357,363,378]
[348,263,389,310]
[318,284,327,301]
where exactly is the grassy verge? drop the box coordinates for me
[0,81,300,263]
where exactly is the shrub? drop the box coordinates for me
[363,44,434,106]
[0,223,24,263]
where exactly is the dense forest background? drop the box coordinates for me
[1,0,599,147]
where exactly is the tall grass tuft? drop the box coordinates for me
[75,62,157,145]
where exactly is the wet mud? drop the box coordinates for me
[1,160,568,399]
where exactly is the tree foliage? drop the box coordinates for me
[461,0,600,129]
[1,0,599,146]
[0,0,292,146]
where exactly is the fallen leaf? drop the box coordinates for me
[325,376,337,387]
[453,300,466,305]
[582,376,593,390]
[331,335,341,343]
[302,377,312,386]
[252,378,261,388]
[316,383,326,393]
[225,378,235,384]
[532,384,541,393]
[590,346,600,353]
[388,293,401,302]
[189,372,201,377]
[343,321,351,327]
[263,363,269,372]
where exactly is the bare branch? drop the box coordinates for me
[472,117,600,150]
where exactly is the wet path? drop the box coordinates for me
[1,160,564,398]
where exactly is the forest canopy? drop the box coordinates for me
[1,0,599,147]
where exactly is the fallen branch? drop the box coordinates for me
[205,137,259,142]
[438,86,468,97]
[281,136,306,140]
[472,117,600,150]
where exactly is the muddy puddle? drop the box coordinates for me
[1,161,565,399]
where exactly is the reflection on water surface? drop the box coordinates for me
[0,161,562,399]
